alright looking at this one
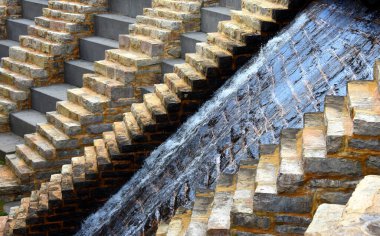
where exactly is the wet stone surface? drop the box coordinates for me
[77,1,380,235]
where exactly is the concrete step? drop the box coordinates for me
[220,0,242,10]
[162,59,185,75]
[181,32,207,59]
[0,40,18,59]
[108,0,152,18]
[6,18,35,42]
[64,59,94,87]
[10,110,47,137]
[31,84,77,114]
[95,13,135,41]
[201,6,232,33]
[80,36,118,62]
[0,133,24,160]
[22,0,49,20]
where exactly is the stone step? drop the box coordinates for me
[46,111,82,137]
[166,207,193,235]
[105,48,159,68]
[143,93,167,123]
[186,190,215,236]
[153,83,181,112]
[130,103,156,132]
[31,84,76,114]
[123,112,144,142]
[130,24,172,42]
[277,128,303,193]
[135,15,182,31]
[230,10,279,33]
[102,131,121,159]
[34,16,88,33]
[28,25,74,44]
[0,68,34,91]
[153,0,201,13]
[347,81,380,136]
[162,58,185,74]
[95,13,135,41]
[8,46,54,69]
[5,154,34,183]
[56,101,101,126]
[36,123,79,150]
[163,73,192,100]
[243,0,294,22]
[220,0,242,10]
[201,6,232,33]
[108,0,151,18]
[22,0,49,20]
[119,34,164,57]
[19,35,68,56]
[0,96,17,114]
[48,1,106,14]
[207,32,248,56]
[0,83,28,102]
[1,57,47,81]
[67,87,110,113]
[42,8,90,24]
[10,109,47,137]
[0,133,24,160]
[255,145,279,196]
[6,18,34,42]
[80,36,118,62]
[184,53,218,80]
[93,59,137,83]
[324,96,353,153]
[207,173,236,234]
[64,59,94,87]
[218,20,259,44]
[195,42,232,68]
[82,74,130,100]
[0,165,21,201]
[24,133,56,160]
[93,138,112,169]
[112,121,131,152]
[305,204,345,236]
[302,113,327,175]
[230,159,270,233]
[0,40,18,59]
[15,144,48,171]
[181,32,207,59]
[83,146,98,179]
[174,62,208,91]
[143,7,200,23]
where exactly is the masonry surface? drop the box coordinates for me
[0,0,378,235]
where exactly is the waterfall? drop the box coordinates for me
[76,1,380,235]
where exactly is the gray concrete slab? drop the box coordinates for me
[6,18,34,42]
[162,59,185,75]
[181,32,207,59]
[64,59,94,87]
[10,109,47,137]
[0,40,18,59]
[22,0,48,20]
[219,0,242,10]
[95,13,135,41]
[80,36,118,62]
[201,6,231,33]
[31,84,76,113]
[0,133,24,160]
[109,0,152,18]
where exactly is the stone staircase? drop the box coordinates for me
[305,175,380,236]
[0,0,109,134]
[3,0,152,153]
[1,0,307,234]
[0,0,48,59]
[152,58,380,235]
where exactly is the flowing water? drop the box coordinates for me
[77,1,380,235]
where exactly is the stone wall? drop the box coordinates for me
[0,0,308,234]
[0,0,22,39]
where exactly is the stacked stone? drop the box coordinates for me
[0,0,108,132]
[0,0,22,39]
[1,1,307,234]
[151,59,380,235]
[1,0,210,198]
[305,175,380,236]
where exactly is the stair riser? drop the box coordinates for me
[220,0,241,10]
[95,15,133,41]
[108,0,152,18]
[80,39,117,62]
[64,61,94,87]
[6,20,32,42]
[31,89,62,114]
[201,8,231,33]
[22,0,48,20]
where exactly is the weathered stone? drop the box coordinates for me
[318,191,352,205]
[253,193,313,214]
[304,157,362,176]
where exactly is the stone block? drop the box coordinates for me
[253,193,312,214]
[304,157,362,176]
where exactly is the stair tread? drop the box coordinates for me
[66,59,94,71]
[250,0,288,9]
[16,144,46,165]
[0,132,24,157]
[0,40,19,47]
[81,36,119,48]
[32,83,76,101]
[96,13,136,23]
[182,32,207,42]
[7,18,35,26]
[303,113,326,160]
[255,145,279,194]
[11,109,47,126]
[0,165,21,191]
[37,123,70,141]
[202,6,232,16]
[187,190,214,235]
[325,96,353,137]
[6,154,34,176]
